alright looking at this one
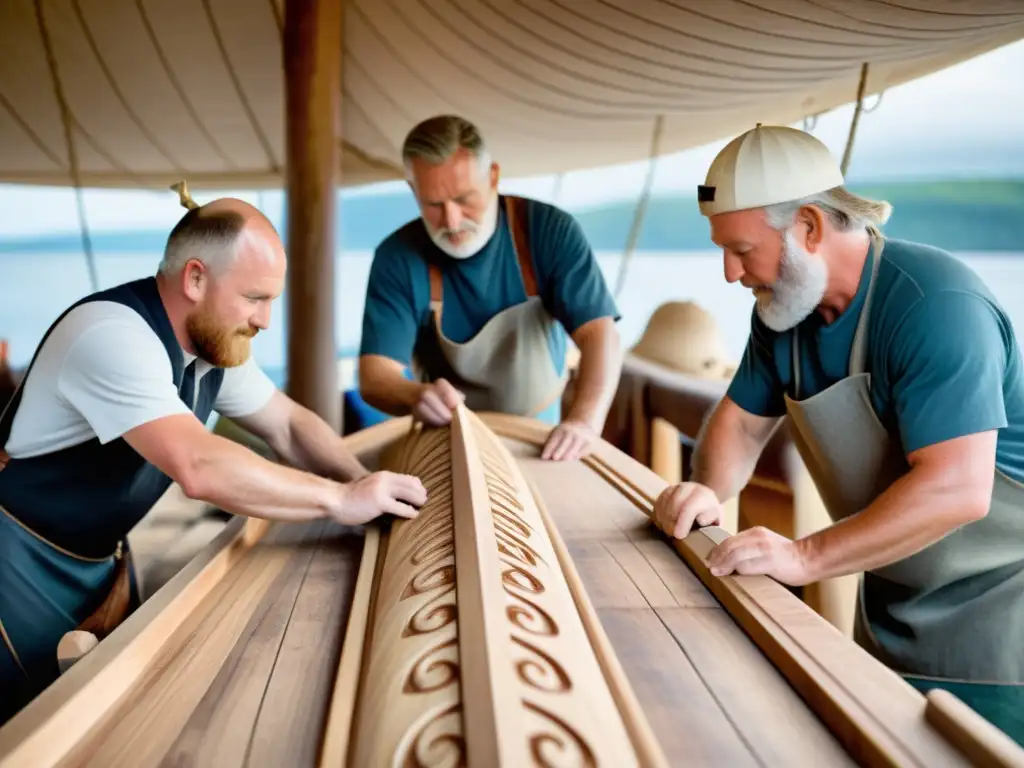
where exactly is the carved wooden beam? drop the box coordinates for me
[345,407,664,766]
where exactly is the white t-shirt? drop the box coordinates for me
[3,301,277,459]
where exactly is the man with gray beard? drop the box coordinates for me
[359,115,622,463]
[651,124,1024,740]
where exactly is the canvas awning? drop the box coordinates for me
[2,0,1023,190]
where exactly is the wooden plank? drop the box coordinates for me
[629,539,720,609]
[158,521,328,767]
[601,540,679,608]
[318,523,381,768]
[466,408,644,765]
[481,413,974,768]
[246,522,364,767]
[0,515,268,768]
[596,608,759,768]
[528,478,669,768]
[681,529,967,768]
[657,606,855,766]
[563,539,651,609]
[55,522,301,766]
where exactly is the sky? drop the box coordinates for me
[0,39,1022,239]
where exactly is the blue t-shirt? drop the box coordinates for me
[359,195,619,424]
[727,237,1024,483]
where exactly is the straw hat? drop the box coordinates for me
[630,301,735,379]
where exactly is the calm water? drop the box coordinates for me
[3,250,1023,381]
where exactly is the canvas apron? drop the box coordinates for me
[0,434,138,725]
[415,196,567,418]
[782,230,1024,744]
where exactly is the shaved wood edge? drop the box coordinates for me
[0,420,410,768]
[318,523,381,768]
[0,516,262,768]
[924,688,1024,768]
[480,412,974,768]
[524,475,670,768]
[451,406,529,766]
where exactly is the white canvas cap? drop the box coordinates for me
[697,124,845,217]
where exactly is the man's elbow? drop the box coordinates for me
[959,487,992,524]
[174,438,222,501]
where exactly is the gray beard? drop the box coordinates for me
[756,231,828,332]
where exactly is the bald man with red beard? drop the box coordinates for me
[0,194,426,724]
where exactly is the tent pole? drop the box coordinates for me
[283,0,344,432]
[841,63,870,176]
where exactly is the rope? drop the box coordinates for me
[612,114,664,300]
[171,180,199,210]
[550,173,564,203]
[35,0,100,293]
[840,62,870,176]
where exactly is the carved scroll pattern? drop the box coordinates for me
[351,425,465,768]
[468,415,640,767]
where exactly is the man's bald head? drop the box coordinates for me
[158,197,281,277]
[157,196,286,368]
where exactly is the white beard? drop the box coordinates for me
[755,230,828,332]
[426,193,499,259]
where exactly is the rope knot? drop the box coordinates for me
[170,180,198,210]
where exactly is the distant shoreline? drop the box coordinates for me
[3,178,1023,254]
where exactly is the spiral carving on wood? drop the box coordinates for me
[404,638,460,695]
[352,415,640,766]
[524,701,598,768]
[397,703,466,768]
[350,424,465,767]
[466,414,639,766]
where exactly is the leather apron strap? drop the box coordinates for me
[428,195,538,312]
[421,196,567,418]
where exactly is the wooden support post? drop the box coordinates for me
[283,0,343,431]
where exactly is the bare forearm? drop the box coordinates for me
[359,356,424,416]
[567,319,622,431]
[797,468,988,583]
[271,405,370,482]
[690,401,773,502]
[187,434,341,523]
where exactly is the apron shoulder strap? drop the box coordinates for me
[504,196,538,297]
[426,195,538,311]
[428,261,443,309]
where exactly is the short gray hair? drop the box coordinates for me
[402,114,491,176]
[157,207,246,276]
[763,186,893,233]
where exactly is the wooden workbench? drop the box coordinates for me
[0,411,1020,768]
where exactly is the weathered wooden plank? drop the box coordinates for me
[597,608,759,767]
[247,522,363,767]
[657,606,855,766]
[563,539,651,609]
[57,523,301,766]
[160,521,328,767]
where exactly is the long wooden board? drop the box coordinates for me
[480,411,1024,768]
[3,411,1020,767]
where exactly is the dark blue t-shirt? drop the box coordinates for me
[727,237,1024,483]
[359,195,619,424]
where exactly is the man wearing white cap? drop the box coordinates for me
[652,124,1024,735]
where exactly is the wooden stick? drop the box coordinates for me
[450,407,529,766]
[317,524,381,768]
[925,689,1024,768]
